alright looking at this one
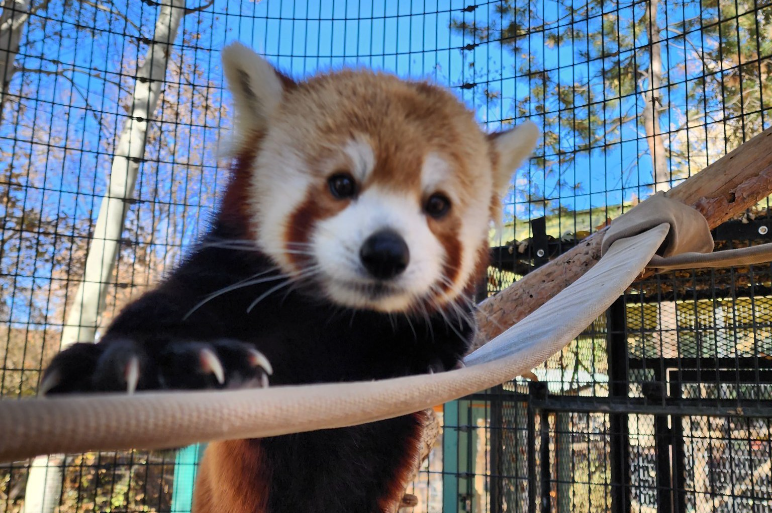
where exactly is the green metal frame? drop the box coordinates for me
[171,444,207,513]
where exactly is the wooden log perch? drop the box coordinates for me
[400,126,772,509]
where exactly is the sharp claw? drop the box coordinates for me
[429,368,435,375]
[453,361,466,370]
[200,348,225,385]
[260,373,269,388]
[247,349,273,376]
[125,357,140,395]
[38,369,61,397]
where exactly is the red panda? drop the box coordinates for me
[41,42,539,513]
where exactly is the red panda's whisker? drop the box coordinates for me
[437,275,456,288]
[247,273,315,313]
[427,284,472,342]
[280,249,316,256]
[413,300,435,342]
[462,297,503,330]
[435,287,474,326]
[201,239,261,251]
[246,280,294,314]
[245,267,324,314]
[434,304,466,342]
[448,300,475,329]
[403,313,418,342]
[387,313,397,333]
[183,270,289,320]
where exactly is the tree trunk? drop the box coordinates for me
[20,455,63,513]
[24,2,186,512]
[59,0,186,347]
[642,0,669,192]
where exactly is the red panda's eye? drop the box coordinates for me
[425,193,451,219]
[328,173,357,199]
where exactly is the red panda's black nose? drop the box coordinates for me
[360,230,410,280]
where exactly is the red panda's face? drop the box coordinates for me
[221,43,539,314]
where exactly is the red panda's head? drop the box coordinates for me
[220,42,538,314]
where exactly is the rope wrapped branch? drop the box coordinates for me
[472,126,772,349]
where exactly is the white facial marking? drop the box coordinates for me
[252,136,376,274]
[421,153,454,199]
[252,134,311,271]
[342,138,375,183]
[421,152,491,302]
[313,188,444,312]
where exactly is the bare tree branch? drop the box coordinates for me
[79,0,141,33]
[183,0,213,14]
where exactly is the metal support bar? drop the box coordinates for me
[490,386,504,513]
[488,218,772,273]
[527,385,537,513]
[171,443,206,513]
[670,375,688,513]
[443,401,460,513]
[628,357,772,371]
[527,382,548,513]
[654,412,673,513]
[539,409,551,513]
[608,297,632,513]
[555,412,571,513]
[530,217,549,268]
[513,396,772,417]
[645,380,673,513]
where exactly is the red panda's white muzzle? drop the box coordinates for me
[310,188,444,313]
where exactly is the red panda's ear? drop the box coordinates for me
[488,120,540,198]
[487,121,539,225]
[222,42,291,141]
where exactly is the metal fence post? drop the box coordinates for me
[608,297,631,513]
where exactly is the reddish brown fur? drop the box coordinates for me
[284,187,351,267]
[285,193,321,267]
[376,412,427,513]
[470,243,491,296]
[220,144,261,237]
[433,222,462,293]
[194,440,271,513]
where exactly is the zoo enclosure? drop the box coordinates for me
[1,0,771,512]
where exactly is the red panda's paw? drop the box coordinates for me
[157,339,272,390]
[39,342,104,395]
[40,339,272,395]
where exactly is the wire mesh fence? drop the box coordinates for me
[463,253,772,513]
[1,0,772,512]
